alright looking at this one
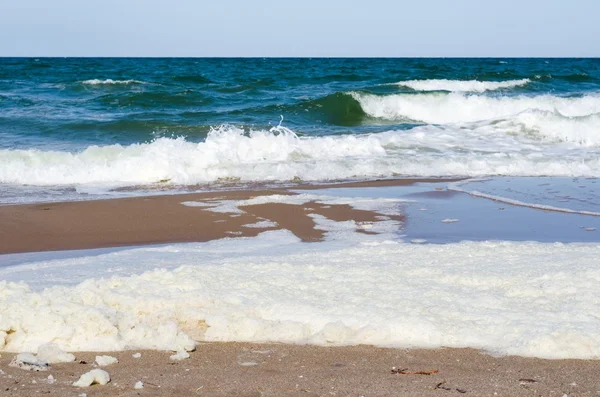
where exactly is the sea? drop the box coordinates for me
[1,58,600,360]
[1,57,600,202]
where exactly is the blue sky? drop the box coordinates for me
[1,0,598,56]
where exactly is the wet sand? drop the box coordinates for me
[0,178,430,254]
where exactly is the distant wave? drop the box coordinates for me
[395,79,530,92]
[2,123,600,188]
[81,79,145,85]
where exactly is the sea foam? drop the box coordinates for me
[2,224,600,359]
[81,79,144,85]
[396,78,530,92]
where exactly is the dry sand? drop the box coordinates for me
[1,343,599,397]
[1,177,599,396]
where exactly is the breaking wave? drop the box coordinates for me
[2,122,600,190]
[352,91,600,125]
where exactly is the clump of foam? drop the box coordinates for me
[73,369,110,387]
[37,343,76,363]
[170,351,190,361]
[95,355,118,366]
[9,353,49,371]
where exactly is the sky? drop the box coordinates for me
[1,0,598,57]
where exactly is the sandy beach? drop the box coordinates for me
[2,178,600,396]
[2,343,600,397]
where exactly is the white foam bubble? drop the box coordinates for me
[396,79,530,92]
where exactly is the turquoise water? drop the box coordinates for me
[1,58,600,201]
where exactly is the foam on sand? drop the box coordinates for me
[395,79,530,92]
[72,369,110,387]
[95,355,118,366]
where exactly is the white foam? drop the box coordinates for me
[169,351,190,361]
[81,79,143,85]
[37,343,76,363]
[95,355,118,366]
[242,220,279,228]
[2,224,600,359]
[396,79,530,92]
[73,369,110,387]
[9,353,49,371]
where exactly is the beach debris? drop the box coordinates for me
[94,355,118,366]
[518,378,537,383]
[79,360,88,364]
[435,382,467,393]
[47,375,55,384]
[391,367,438,375]
[134,381,144,389]
[9,353,49,371]
[170,350,190,361]
[441,218,459,223]
[132,352,142,359]
[72,369,111,387]
[37,343,76,363]
[238,361,259,366]
[0,369,4,375]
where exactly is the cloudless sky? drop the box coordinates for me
[1,0,598,57]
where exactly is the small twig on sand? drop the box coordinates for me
[435,381,467,393]
[391,367,438,375]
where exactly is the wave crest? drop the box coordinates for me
[81,79,145,85]
[396,79,530,92]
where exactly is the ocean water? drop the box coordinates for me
[1,58,600,203]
